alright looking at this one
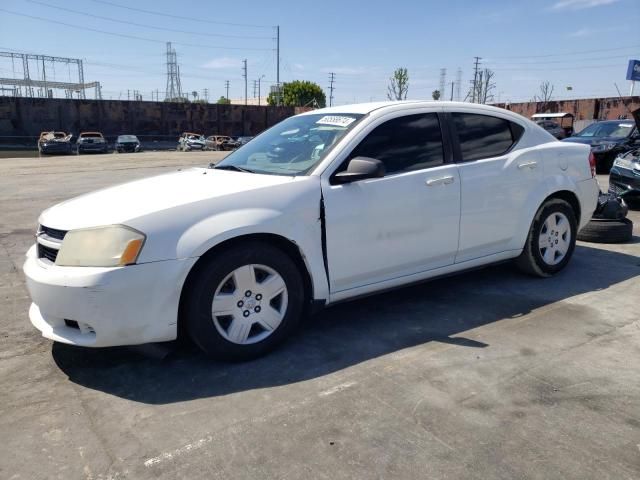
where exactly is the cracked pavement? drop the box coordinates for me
[1,152,639,479]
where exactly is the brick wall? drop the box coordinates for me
[494,96,640,121]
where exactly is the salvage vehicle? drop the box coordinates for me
[531,112,574,138]
[562,118,640,173]
[37,131,74,155]
[534,120,566,139]
[77,132,108,154]
[115,134,142,153]
[236,136,254,146]
[177,132,206,151]
[23,101,599,360]
[205,135,236,151]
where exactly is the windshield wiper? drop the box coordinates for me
[211,164,256,173]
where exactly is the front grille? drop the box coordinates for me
[609,184,625,195]
[40,225,67,241]
[38,244,59,263]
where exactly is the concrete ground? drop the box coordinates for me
[1,152,639,480]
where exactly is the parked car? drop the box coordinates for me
[236,136,254,146]
[531,112,574,138]
[535,120,566,139]
[177,132,206,151]
[37,131,74,155]
[23,101,598,361]
[205,135,235,151]
[76,132,108,154]
[115,135,141,153]
[562,118,640,173]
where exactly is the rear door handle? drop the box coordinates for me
[517,161,538,170]
[426,175,455,186]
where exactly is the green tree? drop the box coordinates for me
[216,96,231,104]
[387,67,409,100]
[267,80,326,108]
[432,90,441,100]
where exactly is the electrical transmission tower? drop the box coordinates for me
[165,42,183,101]
[439,68,447,101]
[328,72,335,107]
[455,68,462,101]
[470,57,481,103]
[242,59,248,105]
[225,80,230,101]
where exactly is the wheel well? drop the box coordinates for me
[545,190,581,225]
[177,233,314,338]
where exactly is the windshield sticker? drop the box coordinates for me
[316,115,357,127]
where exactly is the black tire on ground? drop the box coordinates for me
[516,198,578,277]
[576,218,633,244]
[183,242,305,361]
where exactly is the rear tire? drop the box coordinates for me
[183,242,305,361]
[516,199,577,277]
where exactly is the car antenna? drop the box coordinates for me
[613,83,634,119]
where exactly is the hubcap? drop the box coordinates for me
[211,264,288,345]
[538,212,571,266]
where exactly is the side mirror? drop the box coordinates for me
[332,157,386,184]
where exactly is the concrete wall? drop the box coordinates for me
[0,97,296,145]
[494,96,640,122]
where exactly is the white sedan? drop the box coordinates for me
[24,101,599,360]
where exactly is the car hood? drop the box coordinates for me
[39,167,299,231]
[562,136,623,146]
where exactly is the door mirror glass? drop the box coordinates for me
[332,157,386,184]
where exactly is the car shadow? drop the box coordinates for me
[52,244,640,404]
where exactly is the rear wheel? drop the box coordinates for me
[516,199,577,277]
[184,242,305,361]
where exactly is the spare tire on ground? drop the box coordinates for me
[577,218,633,243]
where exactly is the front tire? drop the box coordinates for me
[184,242,305,361]
[516,199,577,277]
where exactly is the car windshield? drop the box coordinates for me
[118,135,138,142]
[215,113,364,176]
[81,133,102,138]
[574,122,634,139]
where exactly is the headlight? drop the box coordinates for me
[592,143,616,152]
[55,225,146,267]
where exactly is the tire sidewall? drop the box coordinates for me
[528,200,578,276]
[185,243,305,360]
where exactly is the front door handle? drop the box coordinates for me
[426,175,455,186]
[517,161,538,170]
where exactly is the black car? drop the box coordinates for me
[609,147,640,204]
[562,119,640,173]
[37,131,74,155]
[115,135,142,153]
[77,132,108,154]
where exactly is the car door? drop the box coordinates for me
[449,110,542,263]
[321,110,461,295]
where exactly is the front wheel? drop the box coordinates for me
[183,242,305,361]
[516,198,577,277]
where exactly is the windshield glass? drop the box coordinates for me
[118,135,138,142]
[575,122,634,139]
[81,133,102,138]
[215,113,364,176]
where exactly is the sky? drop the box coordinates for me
[1,0,639,105]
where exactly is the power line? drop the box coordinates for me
[488,44,640,59]
[87,0,273,28]
[0,9,273,51]
[484,54,637,66]
[24,0,273,40]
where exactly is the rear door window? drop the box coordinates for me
[452,113,523,162]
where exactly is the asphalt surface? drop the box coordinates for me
[1,152,639,480]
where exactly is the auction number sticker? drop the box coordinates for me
[316,115,357,127]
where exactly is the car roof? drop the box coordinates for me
[300,100,524,118]
[80,131,103,135]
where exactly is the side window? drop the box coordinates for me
[348,113,444,175]
[452,113,523,162]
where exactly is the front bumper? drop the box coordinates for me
[609,166,640,198]
[23,245,197,347]
[40,143,73,154]
[78,143,108,153]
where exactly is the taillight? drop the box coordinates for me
[588,151,596,178]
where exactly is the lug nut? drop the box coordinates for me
[243,310,250,317]
[237,300,244,308]
[245,290,252,297]
[255,294,262,301]
[254,306,261,313]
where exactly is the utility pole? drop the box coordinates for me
[471,56,481,103]
[203,88,209,102]
[450,81,454,101]
[276,26,280,105]
[328,72,335,107]
[258,74,265,106]
[242,59,247,106]
[225,80,230,102]
[253,80,258,98]
[439,68,446,102]
[455,68,462,101]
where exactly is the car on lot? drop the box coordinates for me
[23,101,598,360]
[205,135,236,151]
[177,132,206,151]
[76,132,108,154]
[114,134,142,153]
[236,136,254,146]
[535,120,566,139]
[37,131,74,155]
[562,118,640,173]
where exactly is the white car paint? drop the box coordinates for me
[23,101,599,348]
